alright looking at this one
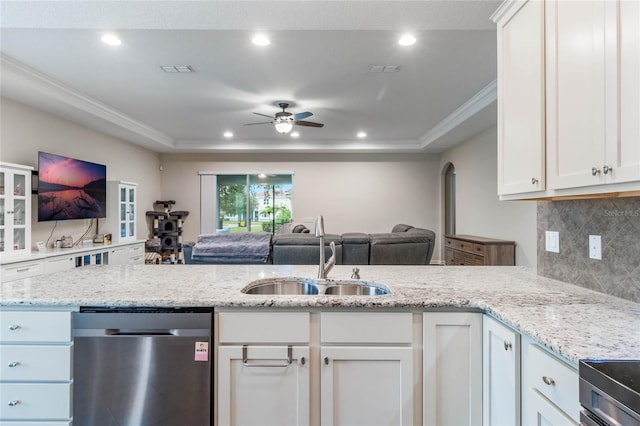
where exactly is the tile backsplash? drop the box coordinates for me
[537,197,640,303]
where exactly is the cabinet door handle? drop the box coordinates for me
[7,361,20,367]
[504,341,512,351]
[324,356,330,365]
[7,400,20,407]
[8,325,20,331]
[602,164,611,175]
[300,357,306,366]
[542,376,555,386]
[242,345,292,368]
[531,177,539,184]
[591,167,600,176]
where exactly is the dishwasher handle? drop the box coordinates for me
[107,329,175,336]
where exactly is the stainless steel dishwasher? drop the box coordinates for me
[73,307,213,426]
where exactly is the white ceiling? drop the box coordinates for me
[0,1,500,154]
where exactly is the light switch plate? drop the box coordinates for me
[545,231,560,253]
[589,235,602,260]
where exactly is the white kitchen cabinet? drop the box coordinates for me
[0,163,33,260]
[217,345,310,426]
[0,308,74,424]
[546,0,640,191]
[320,312,414,426]
[108,241,144,265]
[423,312,482,426]
[521,337,579,425]
[483,315,521,426]
[1,259,44,282]
[216,311,311,426]
[493,0,546,196]
[103,181,137,243]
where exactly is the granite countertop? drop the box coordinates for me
[2,264,639,364]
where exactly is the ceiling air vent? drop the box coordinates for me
[161,65,194,73]
[368,65,401,73]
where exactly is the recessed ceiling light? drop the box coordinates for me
[252,34,270,46]
[357,131,367,138]
[223,131,233,138]
[290,131,300,138]
[101,34,122,46]
[398,34,416,46]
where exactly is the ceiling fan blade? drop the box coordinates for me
[252,112,275,119]
[244,121,273,126]
[293,111,313,121]
[295,120,324,128]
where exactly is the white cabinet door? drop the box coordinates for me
[423,312,482,426]
[321,346,413,426]
[44,255,74,274]
[217,345,310,426]
[494,0,546,195]
[546,0,607,189]
[483,316,521,426]
[105,181,137,243]
[0,163,33,259]
[605,0,640,184]
[524,390,577,426]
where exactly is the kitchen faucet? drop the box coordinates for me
[315,215,336,279]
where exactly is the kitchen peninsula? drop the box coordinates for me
[2,264,639,425]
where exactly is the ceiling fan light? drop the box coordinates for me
[274,121,293,134]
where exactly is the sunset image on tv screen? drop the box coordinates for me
[37,152,107,221]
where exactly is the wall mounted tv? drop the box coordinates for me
[37,151,107,221]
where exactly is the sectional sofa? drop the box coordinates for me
[183,224,436,265]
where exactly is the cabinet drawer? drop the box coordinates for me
[453,239,473,252]
[0,383,71,420]
[0,311,72,343]
[321,312,413,344]
[44,255,75,274]
[472,243,486,256]
[1,261,43,282]
[527,344,579,420]
[0,345,72,381]
[218,312,310,344]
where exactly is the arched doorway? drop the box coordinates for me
[443,163,456,236]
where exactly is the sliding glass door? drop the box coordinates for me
[216,174,292,233]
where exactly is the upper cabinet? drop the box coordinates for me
[0,162,33,259]
[493,0,640,199]
[494,0,546,196]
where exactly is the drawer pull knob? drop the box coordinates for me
[324,357,330,365]
[504,341,512,351]
[542,376,555,386]
[7,361,20,367]
[591,167,600,176]
[8,325,20,331]
[8,400,20,407]
[300,357,306,366]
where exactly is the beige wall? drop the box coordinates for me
[438,126,537,267]
[159,153,442,260]
[0,97,161,248]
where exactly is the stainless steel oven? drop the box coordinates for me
[579,360,640,426]
[74,307,213,426]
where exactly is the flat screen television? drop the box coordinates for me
[37,151,107,221]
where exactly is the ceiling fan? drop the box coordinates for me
[245,102,324,134]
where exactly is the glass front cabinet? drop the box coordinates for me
[0,162,33,259]
[105,181,137,243]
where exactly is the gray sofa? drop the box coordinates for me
[183,224,435,265]
[271,224,435,265]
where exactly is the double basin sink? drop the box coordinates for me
[241,277,391,296]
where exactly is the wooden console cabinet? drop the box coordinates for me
[445,235,515,266]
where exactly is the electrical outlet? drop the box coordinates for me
[545,231,559,253]
[589,235,602,260]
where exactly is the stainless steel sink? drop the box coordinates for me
[241,278,319,295]
[241,277,390,296]
[324,281,390,295]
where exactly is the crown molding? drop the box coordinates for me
[1,54,175,149]
[418,79,497,149]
